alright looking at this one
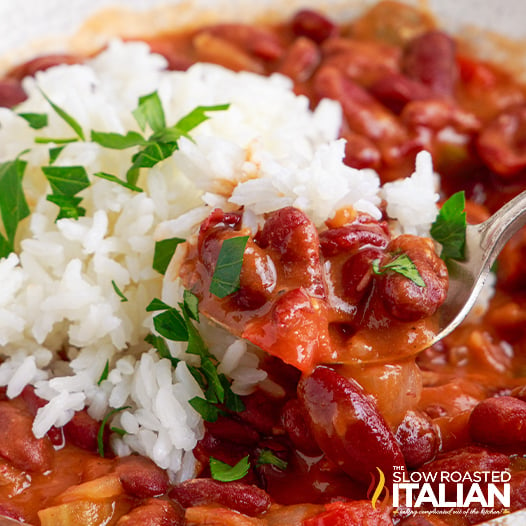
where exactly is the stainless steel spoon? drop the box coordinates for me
[426,189,526,348]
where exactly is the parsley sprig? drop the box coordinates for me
[372,252,425,287]
[145,291,245,422]
[0,158,30,257]
[430,191,467,262]
[210,235,249,298]
[210,456,250,482]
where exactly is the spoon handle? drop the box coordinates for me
[479,189,526,268]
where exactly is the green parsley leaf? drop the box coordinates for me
[174,104,230,135]
[97,406,131,457]
[153,237,185,275]
[46,194,86,220]
[372,253,426,287]
[430,191,467,261]
[189,396,221,422]
[153,308,189,341]
[18,112,48,130]
[182,289,199,322]
[97,360,110,386]
[133,92,166,133]
[40,90,85,141]
[90,130,147,149]
[210,236,249,298]
[49,146,65,165]
[42,165,90,196]
[35,137,79,145]
[257,450,288,471]
[93,171,143,193]
[146,297,173,312]
[112,280,128,302]
[210,455,250,482]
[0,159,30,257]
[126,141,177,185]
[219,374,245,413]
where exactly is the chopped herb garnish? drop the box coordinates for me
[372,253,425,287]
[97,360,110,386]
[90,130,147,149]
[34,137,79,145]
[40,90,85,141]
[189,396,222,423]
[46,194,86,220]
[112,280,128,302]
[153,237,185,275]
[209,235,249,298]
[49,146,65,165]
[148,294,245,421]
[133,91,166,133]
[93,171,143,193]
[210,456,250,482]
[257,450,288,471]
[97,406,131,457]
[42,165,90,221]
[42,165,90,196]
[182,289,199,322]
[430,191,467,261]
[146,297,173,312]
[0,158,30,258]
[18,112,48,130]
[152,307,189,342]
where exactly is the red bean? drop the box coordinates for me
[277,37,321,83]
[340,247,384,305]
[291,9,338,43]
[205,416,261,446]
[322,37,401,86]
[170,478,271,516]
[115,498,185,526]
[418,446,510,498]
[319,215,390,257]
[314,66,406,143]
[469,396,526,448]
[115,455,170,498]
[7,54,81,80]
[401,99,480,132]
[280,399,321,456]
[0,402,53,472]
[257,207,325,298]
[375,235,448,321]
[369,72,434,114]
[403,30,457,96]
[63,409,100,452]
[476,104,526,177]
[342,131,381,169]
[297,365,405,485]
[233,239,276,310]
[395,410,440,469]
[199,24,284,61]
[0,78,26,108]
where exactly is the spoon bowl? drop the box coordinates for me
[426,189,526,348]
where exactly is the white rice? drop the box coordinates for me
[0,39,454,480]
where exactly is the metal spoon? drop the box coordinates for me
[425,188,526,348]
